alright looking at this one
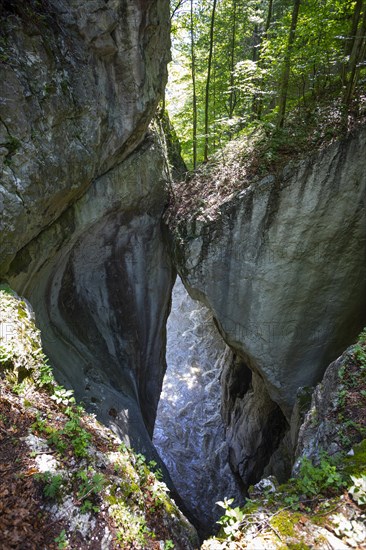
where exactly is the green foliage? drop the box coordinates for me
[0,289,57,393]
[76,468,106,513]
[62,409,91,458]
[112,500,151,546]
[342,439,366,478]
[0,284,15,295]
[0,345,13,368]
[35,472,65,501]
[50,386,75,406]
[216,497,244,539]
[31,406,91,458]
[169,0,364,168]
[38,361,56,390]
[294,455,345,498]
[354,329,366,368]
[54,529,68,549]
[146,459,163,481]
[31,414,63,451]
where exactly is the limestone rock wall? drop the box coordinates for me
[294,335,366,468]
[221,358,289,486]
[0,0,170,273]
[4,138,174,460]
[171,127,366,485]
[0,0,173,465]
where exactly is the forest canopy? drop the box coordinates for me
[167,0,366,169]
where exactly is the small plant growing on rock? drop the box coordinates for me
[35,472,65,501]
[54,529,68,549]
[62,408,91,458]
[349,474,366,505]
[76,468,106,513]
[51,386,75,406]
[216,497,244,539]
[294,454,345,497]
[354,330,366,369]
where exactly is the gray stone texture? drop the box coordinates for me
[5,138,174,461]
[172,128,366,483]
[0,0,175,472]
[0,0,170,273]
[294,347,359,468]
[173,128,366,419]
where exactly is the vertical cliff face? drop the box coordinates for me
[171,127,366,486]
[6,140,174,459]
[2,0,366,531]
[0,0,173,462]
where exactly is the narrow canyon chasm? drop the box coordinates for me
[153,276,244,534]
[1,1,366,546]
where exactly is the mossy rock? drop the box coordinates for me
[343,439,366,477]
[0,288,56,390]
[270,510,302,538]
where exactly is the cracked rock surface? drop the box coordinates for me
[0,0,173,469]
[0,0,170,273]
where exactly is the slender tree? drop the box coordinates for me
[204,0,218,162]
[228,0,238,121]
[252,0,273,119]
[167,0,359,165]
[343,0,366,109]
[190,0,198,169]
[264,0,273,39]
[342,0,363,85]
[277,0,301,128]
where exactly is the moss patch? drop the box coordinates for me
[343,439,366,477]
[270,510,302,538]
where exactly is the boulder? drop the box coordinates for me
[0,0,170,273]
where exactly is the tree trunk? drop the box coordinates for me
[277,0,301,129]
[252,0,273,119]
[264,0,273,39]
[204,0,217,163]
[343,1,366,109]
[190,0,197,169]
[341,0,363,85]
[228,0,237,121]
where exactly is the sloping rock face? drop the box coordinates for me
[153,277,244,533]
[0,0,173,462]
[171,128,366,485]
[6,139,174,458]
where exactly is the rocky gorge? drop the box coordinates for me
[1,0,366,547]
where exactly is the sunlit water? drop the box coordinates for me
[153,277,243,530]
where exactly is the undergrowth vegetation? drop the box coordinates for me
[166,88,366,228]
